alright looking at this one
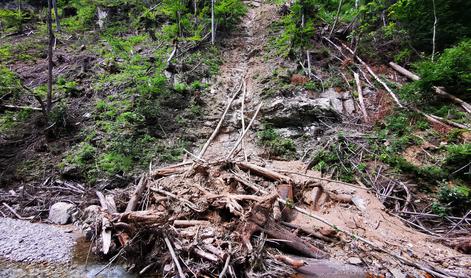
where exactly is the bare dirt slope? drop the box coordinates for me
[200,1,285,161]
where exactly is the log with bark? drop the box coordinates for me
[389,62,471,114]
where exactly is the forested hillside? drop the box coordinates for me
[0,0,470,277]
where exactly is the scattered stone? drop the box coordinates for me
[343,97,356,114]
[348,257,363,265]
[352,195,367,211]
[296,258,366,277]
[61,165,80,179]
[81,205,102,240]
[48,202,77,225]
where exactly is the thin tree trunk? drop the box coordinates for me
[211,0,215,44]
[47,0,54,114]
[329,0,343,38]
[194,0,197,25]
[300,0,305,28]
[389,62,471,114]
[53,0,60,32]
[431,0,437,62]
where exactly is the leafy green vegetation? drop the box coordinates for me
[257,126,296,158]
[404,39,471,101]
[0,0,246,185]
[0,9,32,33]
[433,183,471,216]
[389,0,471,51]
[0,66,21,98]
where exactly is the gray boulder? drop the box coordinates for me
[48,202,77,225]
[263,95,341,128]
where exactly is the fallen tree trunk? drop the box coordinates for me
[353,72,369,122]
[323,38,470,130]
[388,62,419,81]
[236,161,292,182]
[0,104,43,111]
[125,175,148,212]
[389,62,471,114]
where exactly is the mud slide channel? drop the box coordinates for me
[197,1,471,277]
[200,1,279,161]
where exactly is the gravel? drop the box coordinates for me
[0,217,75,264]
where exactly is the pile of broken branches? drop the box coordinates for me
[86,82,468,278]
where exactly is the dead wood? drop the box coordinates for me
[388,62,420,81]
[115,210,167,225]
[198,81,243,160]
[240,79,248,162]
[0,104,43,111]
[164,236,186,278]
[238,194,329,259]
[150,162,192,177]
[2,202,34,220]
[389,61,471,114]
[96,191,117,213]
[173,220,210,227]
[324,37,470,130]
[353,72,369,122]
[101,217,112,255]
[274,254,305,268]
[226,102,263,159]
[281,221,336,243]
[328,192,353,203]
[236,162,292,182]
[193,247,220,262]
[443,237,471,254]
[125,174,148,212]
[336,39,403,107]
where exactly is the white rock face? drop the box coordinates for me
[48,202,77,225]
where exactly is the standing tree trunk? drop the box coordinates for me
[47,0,54,114]
[53,0,60,32]
[431,0,437,62]
[211,0,215,44]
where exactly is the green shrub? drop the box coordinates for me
[61,0,97,31]
[69,142,97,166]
[436,184,471,215]
[412,39,471,99]
[445,144,471,180]
[173,82,188,93]
[49,101,70,128]
[0,9,31,32]
[258,127,296,157]
[274,1,317,56]
[215,0,247,31]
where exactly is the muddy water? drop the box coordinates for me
[0,222,134,278]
